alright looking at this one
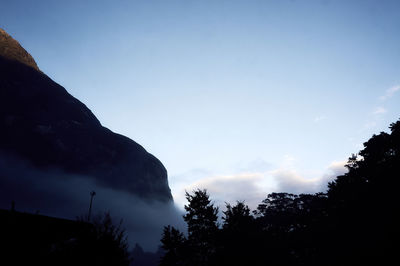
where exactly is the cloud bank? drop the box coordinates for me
[271,160,347,194]
[173,160,347,211]
[182,172,273,210]
[0,153,184,251]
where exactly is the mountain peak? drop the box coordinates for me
[0,28,39,71]
[0,28,172,202]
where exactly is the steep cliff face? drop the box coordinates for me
[0,28,172,202]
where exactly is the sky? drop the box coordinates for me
[1,0,400,210]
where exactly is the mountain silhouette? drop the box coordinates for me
[0,28,172,202]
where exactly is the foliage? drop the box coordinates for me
[160,226,186,266]
[160,189,219,266]
[51,212,131,266]
[222,201,252,231]
[160,119,400,266]
[183,189,219,247]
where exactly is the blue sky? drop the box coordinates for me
[1,0,400,209]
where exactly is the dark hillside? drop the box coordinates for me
[0,208,130,266]
[0,208,90,265]
[0,28,171,201]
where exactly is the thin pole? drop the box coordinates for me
[88,191,96,222]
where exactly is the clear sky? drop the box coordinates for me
[1,0,399,209]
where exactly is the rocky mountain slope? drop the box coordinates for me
[0,28,39,70]
[0,28,172,202]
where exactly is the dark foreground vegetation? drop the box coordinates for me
[0,210,130,266]
[160,119,400,266]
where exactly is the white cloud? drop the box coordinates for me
[269,169,320,194]
[176,172,274,210]
[314,115,327,123]
[362,85,399,130]
[269,160,347,194]
[372,106,387,115]
[362,104,389,132]
[327,160,348,175]
[171,160,348,212]
[320,160,348,186]
[379,85,400,101]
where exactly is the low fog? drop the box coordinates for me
[0,152,185,251]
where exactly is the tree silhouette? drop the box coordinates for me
[50,212,130,266]
[222,201,252,231]
[160,225,186,266]
[183,189,219,266]
[326,119,400,265]
[216,201,256,266]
